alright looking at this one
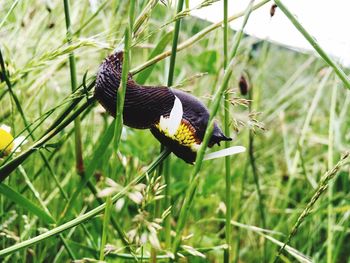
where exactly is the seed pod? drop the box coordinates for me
[238,74,249,96]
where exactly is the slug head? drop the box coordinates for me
[208,123,232,147]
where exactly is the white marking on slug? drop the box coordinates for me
[203,146,246,161]
[159,95,183,136]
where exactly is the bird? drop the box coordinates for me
[94,51,232,164]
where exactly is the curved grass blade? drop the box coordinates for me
[0,184,55,225]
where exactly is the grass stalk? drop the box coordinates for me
[222,0,232,262]
[63,0,85,176]
[99,196,112,261]
[274,0,350,90]
[113,0,135,165]
[85,181,134,257]
[0,0,19,29]
[73,0,109,36]
[327,79,337,263]
[150,192,161,262]
[133,0,158,37]
[171,1,255,257]
[161,0,185,256]
[234,163,249,263]
[167,0,184,87]
[248,81,266,260]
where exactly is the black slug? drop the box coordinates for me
[95,51,231,164]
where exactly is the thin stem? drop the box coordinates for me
[327,79,337,263]
[100,196,112,261]
[248,86,266,260]
[0,0,19,29]
[171,1,255,257]
[223,0,232,262]
[113,0,135,164]
[162,0,185,256]
[63,0,85,176]
[234,162,249,263]
[167,0,184,87]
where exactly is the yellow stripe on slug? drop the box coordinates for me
[0,128,14,156]
[156,120,200,151]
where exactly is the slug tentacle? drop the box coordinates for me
[95,51,232,164]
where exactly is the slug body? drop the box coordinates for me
[95,51,231,163]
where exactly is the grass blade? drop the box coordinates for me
[99,196,112,261]
[223,0,232,261]
[0,184,55,225]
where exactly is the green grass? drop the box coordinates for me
[1,0,350,262]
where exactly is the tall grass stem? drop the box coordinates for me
[171,1,255,256]
[223,0,232,262]
[163,0,185,254]
[327,79,337,263]
[63,0,85,176]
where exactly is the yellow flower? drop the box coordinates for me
[0,125,27,157]
[0,125,14,156]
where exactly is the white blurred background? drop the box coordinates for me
[189,0,350,67]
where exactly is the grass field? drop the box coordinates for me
[1,0,350,262]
